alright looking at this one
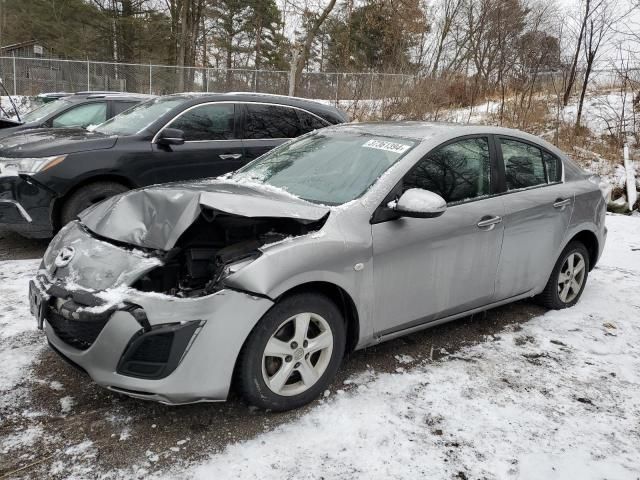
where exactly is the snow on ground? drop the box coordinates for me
[158,213,640,480]
[0,95,35,118]
[0,259,43,405]
[562,92,637,140]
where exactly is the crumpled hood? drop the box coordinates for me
[0,128,117,157]
[79,180,330,251]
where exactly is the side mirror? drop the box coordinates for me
[157,128,185,146]
[388,188,447,218]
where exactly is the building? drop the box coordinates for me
[0,40,50,59]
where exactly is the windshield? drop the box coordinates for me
[233,132,416,205]
[20,99,71,123]
[93,96,186,136]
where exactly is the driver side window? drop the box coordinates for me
[168,103,236,141]
[403,137,491,204]
[51,102,107,128]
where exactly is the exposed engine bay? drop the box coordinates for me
[131,210,326,298]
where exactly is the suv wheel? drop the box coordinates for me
[538,241,590,309]
[60,181,129,226]
[238,293,346,411]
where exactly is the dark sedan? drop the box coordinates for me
[0,92,153,138]
[0,93,348,238]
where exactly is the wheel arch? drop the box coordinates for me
[51,174,137,230]
[567,230,599,271]
[230,280,361,397]
[272,281,361,355]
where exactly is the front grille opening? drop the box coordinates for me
[47,308,109,350]
[117,321,201,380]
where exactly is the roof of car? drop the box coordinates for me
[165,92,348,121]
[326,121,566,157]
[62,92,156,102]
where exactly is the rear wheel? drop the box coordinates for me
[537,241,590,309]
[238,293,346,411]
[60,181,129,226]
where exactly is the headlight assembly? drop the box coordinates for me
[0,155,66,175]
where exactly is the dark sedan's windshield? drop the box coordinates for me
[93,97,186,136]
[233,132,416,205]
[20,99,72,123]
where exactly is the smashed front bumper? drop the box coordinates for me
[0,174,55,238]
[31,273,274,405]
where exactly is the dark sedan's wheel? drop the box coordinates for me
[60,181,129,226]
[238,293,346,411]
[538,241,590,309]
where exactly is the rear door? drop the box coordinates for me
[150,102,245,184]
[241,104,328,161]
[493,136,573,299]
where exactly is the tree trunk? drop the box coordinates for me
[290,0,338,96]
[563,0,589,107]
[575,51,594,130]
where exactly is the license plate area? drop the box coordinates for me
[29,280,47,330]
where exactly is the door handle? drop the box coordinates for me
[219,153,242,160]
[553,198,571,209]
[477,215,502,230]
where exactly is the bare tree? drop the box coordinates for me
[288,0,338,96]
[563,0,591,107]
[575,0,617,130]
[430,0,464,76]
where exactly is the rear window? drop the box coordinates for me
[500,138,546,190]
[297,110,328,133]
[112,101,138,116]
[244,104,301,139]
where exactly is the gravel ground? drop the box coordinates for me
[0,230,49,261]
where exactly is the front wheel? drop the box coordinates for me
[238,293,346,411]
[537,241,590,309]
[60,181,129,226]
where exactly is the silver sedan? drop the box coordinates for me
[30,122,607,411]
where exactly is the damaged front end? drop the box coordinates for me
[31,182,329,403]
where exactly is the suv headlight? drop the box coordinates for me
[0,155,66,175]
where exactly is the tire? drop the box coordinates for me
[60,181,129,226]
[238,293,346,411]
[537,241,590,309]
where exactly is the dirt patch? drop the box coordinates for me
[0,229,48,261]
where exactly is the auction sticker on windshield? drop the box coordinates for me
[362,139,411,154]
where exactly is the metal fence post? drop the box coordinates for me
[254,70,258,92]
[370,72,374,102]
[86,60,90,91]
[12,53,17,95]
[624,143,637,211]
[335,73,339,106]
[149,63,152,94]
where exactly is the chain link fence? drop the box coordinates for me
[0,56,418,104]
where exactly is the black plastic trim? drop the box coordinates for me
[117,320,202,380]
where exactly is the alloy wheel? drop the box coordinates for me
[557,252,586,303]
[261,312,334,396]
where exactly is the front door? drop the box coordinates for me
[493,137,574,299]
[372,136,505,336]
[151,102,245,184]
